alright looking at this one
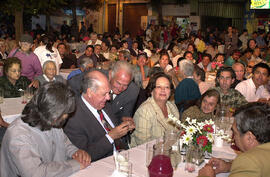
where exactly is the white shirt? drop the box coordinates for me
[198,62,212,72]
[250,55,263,64]
[81,96,116,150]
[34,45,63,75]
[87,39,102,46]
[43,74,55,82]
[171,54,181,67]
[154,63,173,72]
[235,78,270,102]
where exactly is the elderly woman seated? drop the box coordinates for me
[67,57,94,80]
[174,60,201,113]
[35,60,66,86]
[130,72,179,147]
[182,89,220,121]
[193,65,215,94]
[0,57,31,98]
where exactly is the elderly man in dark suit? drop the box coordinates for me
[67,61,140,121]
[64,70,135,162]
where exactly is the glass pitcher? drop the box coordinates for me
[148,142,173,177]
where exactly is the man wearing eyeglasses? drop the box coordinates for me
[67,61,139,122]
[236,63,270,102]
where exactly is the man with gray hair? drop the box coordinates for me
[68,61,139,121]
[67,57,93,80]
[175,61,201,113]
[118,50,131,61]
[64,70,135,161]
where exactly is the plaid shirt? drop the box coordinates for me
[130,97,179,147]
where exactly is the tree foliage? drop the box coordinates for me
[1,0,66,15]
[65,0,103,11]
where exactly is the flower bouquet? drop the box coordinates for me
[168,116,214,154]
[211,62,223,72]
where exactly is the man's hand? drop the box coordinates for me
[72,149,91,170]
[208,157,231,174]
[122,117,135,131]
[198,164,215,177]
[29,80,39,88]
[108,121,129,140]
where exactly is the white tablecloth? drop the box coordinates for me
[0,97,25,123]
[70,142,236,177]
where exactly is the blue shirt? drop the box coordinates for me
[67,69,82,80]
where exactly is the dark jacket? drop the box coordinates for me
[0,75,30,98]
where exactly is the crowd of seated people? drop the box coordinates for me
[0,21,270,176]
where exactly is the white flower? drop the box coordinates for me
[207,133,214,143]
[197,122,205,129]
[191,119,197,124]
[182,134,192,145]
[167,114,181,127]
[186,126,197,135]
[204,120,210,125]
[195,125,202,134]
[208,119,214,125]
[180,123,187,129]
[186,117,191,124]
[216,129,225,136]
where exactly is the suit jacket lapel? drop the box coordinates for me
[78,97,107,134]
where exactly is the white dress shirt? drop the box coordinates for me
[235,78,270,102]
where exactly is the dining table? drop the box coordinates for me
[70,140,236,177]
[0,97,26,124]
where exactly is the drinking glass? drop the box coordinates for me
[164,129,180,148]
[117,161,132,177]
[120,151,129,162]
[185,145,196,173]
